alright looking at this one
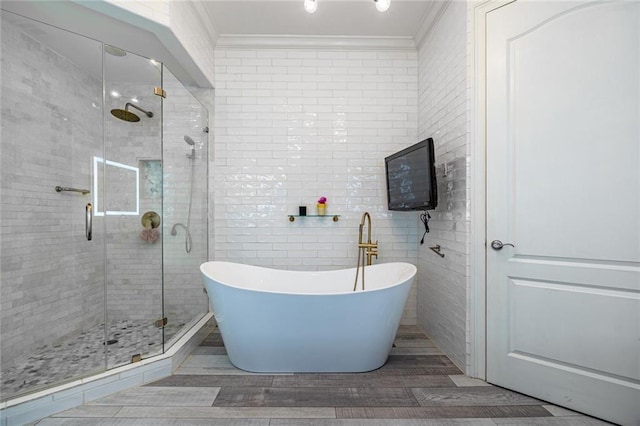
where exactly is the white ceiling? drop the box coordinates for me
[202,0,436,39]
[1,0,443,87]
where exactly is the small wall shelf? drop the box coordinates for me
[288,215,340,222]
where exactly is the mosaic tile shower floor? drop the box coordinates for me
[1,320,184,401]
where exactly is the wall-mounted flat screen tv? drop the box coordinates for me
[385,138,438,211]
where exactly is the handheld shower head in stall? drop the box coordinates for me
[184,135,196,159]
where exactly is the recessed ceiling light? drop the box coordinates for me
[374,0,391,12]
[304,0,318,14]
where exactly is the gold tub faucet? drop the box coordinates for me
[358,212,378,265]
[353,212,378,291]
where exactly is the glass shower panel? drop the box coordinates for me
[0,11,106,400]
[161,67,210,345]
[103,48,163,368]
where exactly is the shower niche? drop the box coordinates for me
[140,159,163,199]
[0,9,210,401]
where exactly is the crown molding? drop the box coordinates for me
[414,0,451,51]
[187,1,219,46]
[215,34,416,50]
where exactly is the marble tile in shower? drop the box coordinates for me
[1,320,174,400]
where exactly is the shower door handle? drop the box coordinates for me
[86,203,93,241]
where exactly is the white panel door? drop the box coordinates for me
[486,1,640,425]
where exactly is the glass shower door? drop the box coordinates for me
[103,47,164,369]
[0,11,107,400]
[161,67,210,345]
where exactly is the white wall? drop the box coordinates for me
[213,45,420,324]
[416,1,471,370]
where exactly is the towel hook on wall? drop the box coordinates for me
[429,244,445,258]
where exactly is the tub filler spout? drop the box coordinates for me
[353,212,378,291]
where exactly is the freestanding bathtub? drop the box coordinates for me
[200,261,416,373]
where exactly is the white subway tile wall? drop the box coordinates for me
[213,47,420,324]
[416,1,471,370]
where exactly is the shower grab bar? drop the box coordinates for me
[86,203,92,241]
[55,186,90,195]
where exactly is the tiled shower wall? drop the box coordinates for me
[213,46,421,324]
[0,18,104,370]
[416,1,471,370]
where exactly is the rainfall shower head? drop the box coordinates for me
[184,135,195,146]
[110,102,153,122]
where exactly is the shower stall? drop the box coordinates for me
[0,10,209,401]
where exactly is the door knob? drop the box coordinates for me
[491,240,514,250]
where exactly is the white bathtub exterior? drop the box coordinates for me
[200,261,417,373]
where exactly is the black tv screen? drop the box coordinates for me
[385,138,438,211]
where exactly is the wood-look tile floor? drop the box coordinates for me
[39,326,612,425]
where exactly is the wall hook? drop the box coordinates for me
[429,244,445,258]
